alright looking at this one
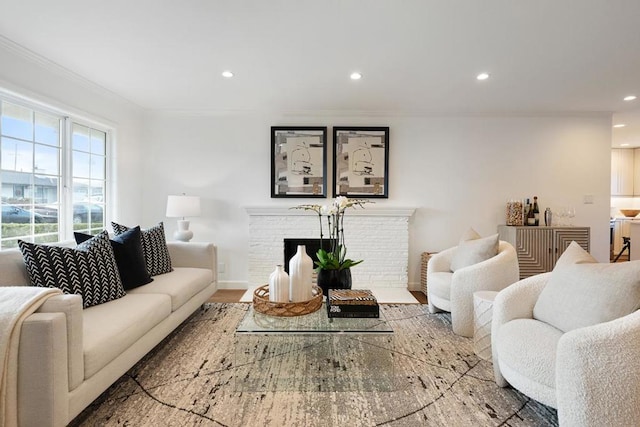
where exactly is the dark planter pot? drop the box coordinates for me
[316,268,352,296]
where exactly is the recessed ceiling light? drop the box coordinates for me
[624,95,637,101]
[350,72,362,80]
[222,71,234,78]
[614,124,627,128]
[476,72,490,81]
[621,143,630,147]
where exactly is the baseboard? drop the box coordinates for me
[239,287,420,304]
[216,280,249,290]
[407,281,421,292]
[219,280,422,291]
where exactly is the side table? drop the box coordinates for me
[420,252,437,300]
[473,290,498,361]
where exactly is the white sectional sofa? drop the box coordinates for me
[0,242,217,427]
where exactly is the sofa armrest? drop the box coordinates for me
[450,241,520,336]
[167,242,217,272]
[556,309,640,426]
[19,312,69,427]
[492,272,550,385]
[36,294,83,391]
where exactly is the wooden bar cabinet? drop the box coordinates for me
[498,225,591,279]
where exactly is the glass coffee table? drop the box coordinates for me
[235,303,395,392]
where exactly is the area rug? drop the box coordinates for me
[70,304,558,426]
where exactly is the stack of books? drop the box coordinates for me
[326,289,379,318]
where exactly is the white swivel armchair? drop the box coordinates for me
[492,242,640,427]
[427,239,519,337]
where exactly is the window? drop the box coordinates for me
[71,124,106,235]
[0,97,109,249]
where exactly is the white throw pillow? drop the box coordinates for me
[533,241,640,332]
[459,227,481,242]
[450,231,499,272]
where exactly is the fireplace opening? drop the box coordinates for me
[283,238,336,274]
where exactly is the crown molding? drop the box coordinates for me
[0,35,142,110]
[146,106,612,119]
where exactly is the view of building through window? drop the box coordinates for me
[0,98,108,249]
[72,123,106,235]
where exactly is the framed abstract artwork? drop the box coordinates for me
[333,126,389,198]
[271,126,327,198]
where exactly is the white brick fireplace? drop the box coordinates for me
[247,207,414,289]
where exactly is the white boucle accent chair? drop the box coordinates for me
[492,242,640,427]
[427,233,519,337]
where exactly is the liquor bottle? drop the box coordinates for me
[544,207,552,226]
[523,198,530,225]
[527,201,536,226]
[533,196,540,226]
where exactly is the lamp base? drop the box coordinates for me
[174,220,194,242]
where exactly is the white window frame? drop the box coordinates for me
[0,90,113,248]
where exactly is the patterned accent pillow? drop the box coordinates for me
[75,226,153,290]
[18,231,126,308]
[111,221,173,276]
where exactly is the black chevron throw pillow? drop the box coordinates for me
[75,226,153,290]
[18,231,126,308]
[111,221,173,276]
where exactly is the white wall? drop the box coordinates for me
[0,40,611,289]
[143,112,612,289]
[0,39,146,226]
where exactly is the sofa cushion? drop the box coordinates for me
[533,241,640,332]
[18,231,126,308]
[75,226,153,290]
[127,267,213,311]
[451,233,499,272]
[83,293,171,379]
[112,222,173,276]
[497,318,563,390]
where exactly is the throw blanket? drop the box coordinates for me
[0,287,62,427]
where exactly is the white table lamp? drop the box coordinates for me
[166,195,201,242]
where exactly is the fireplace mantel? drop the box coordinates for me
[245,206,415,217]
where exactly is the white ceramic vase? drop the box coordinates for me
[289,245,313,302]
[268,265,289,303]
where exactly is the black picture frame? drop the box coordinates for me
[271,126,327,198]
[333,126,389,198]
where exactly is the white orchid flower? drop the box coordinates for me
[335,196,350,210]
[292,198,372,272]
[320,205,337,216]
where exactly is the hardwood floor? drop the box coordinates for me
[410,290,427,304]
[208,289,428,304]
[208,289,246,303]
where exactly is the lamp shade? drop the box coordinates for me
[166,195,201,218]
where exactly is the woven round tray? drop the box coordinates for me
[253,284,323,317]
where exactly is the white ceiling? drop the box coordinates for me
[1,1,640,145]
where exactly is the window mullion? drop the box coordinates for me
[62,117,73,241]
